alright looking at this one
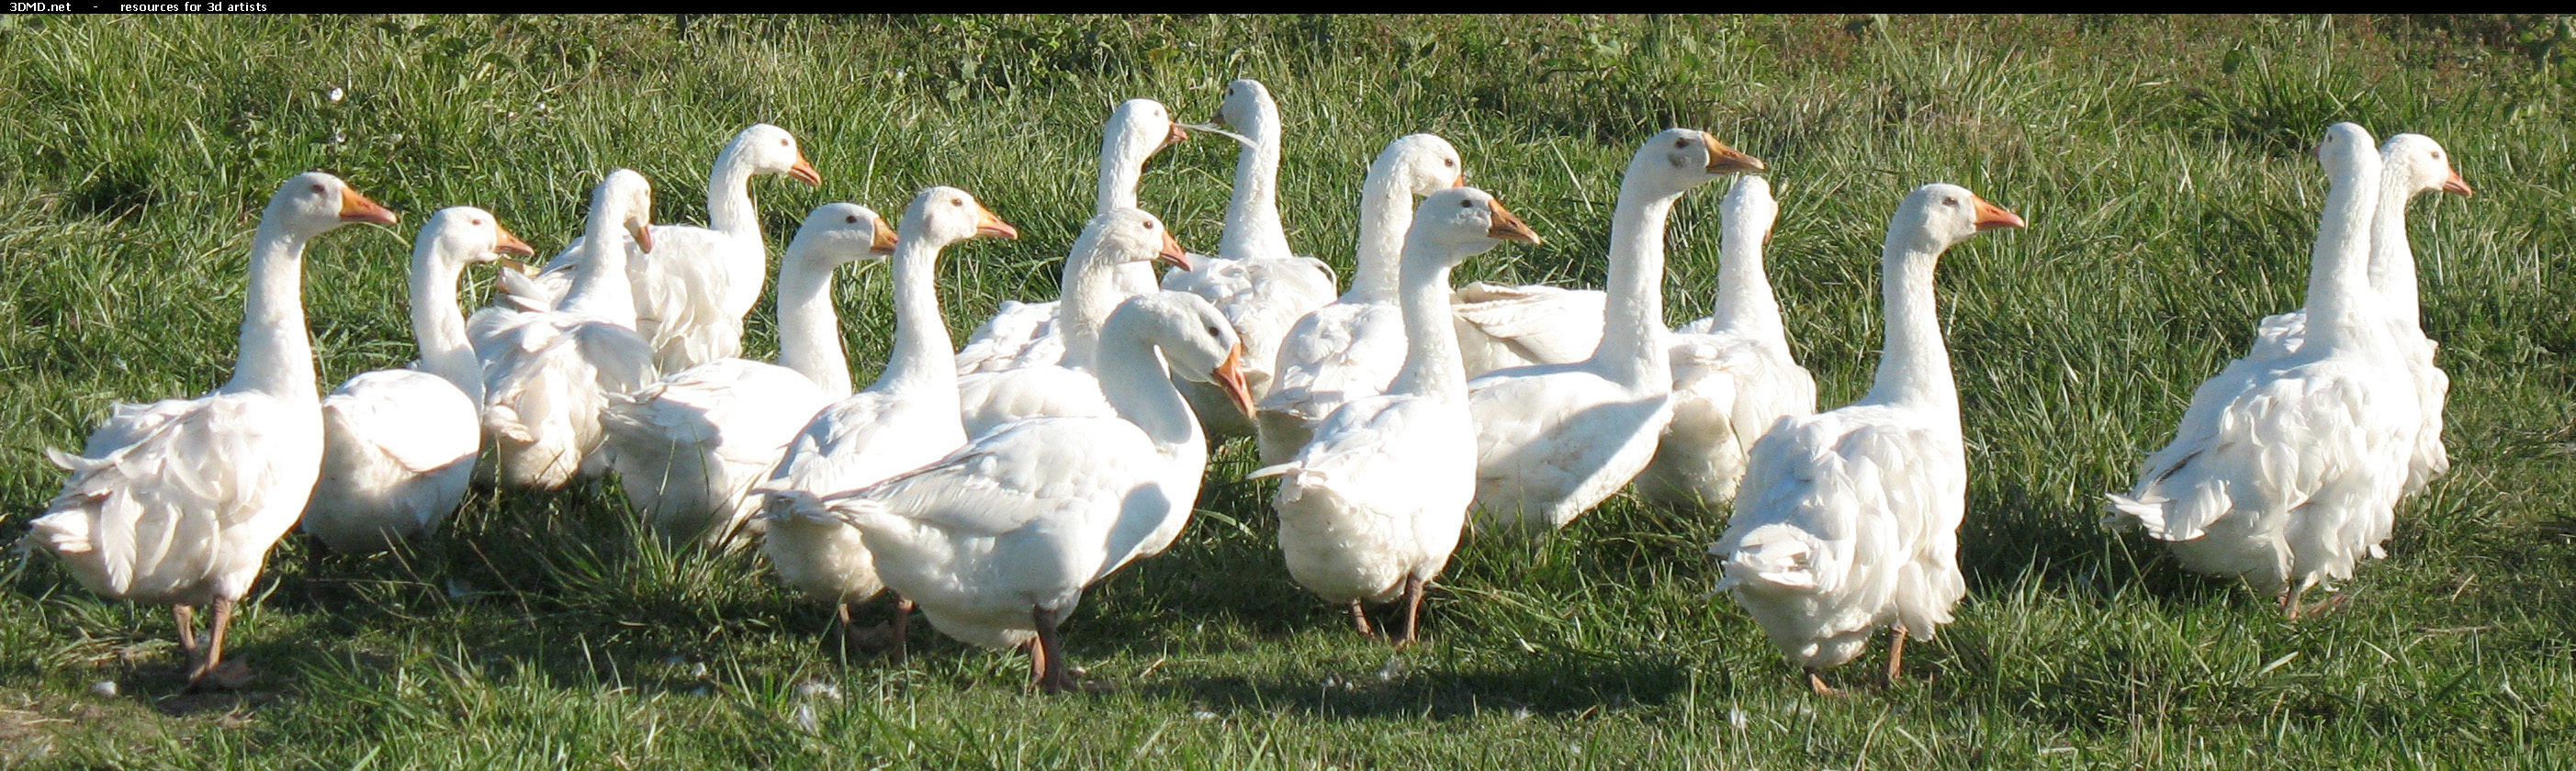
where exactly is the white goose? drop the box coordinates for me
[954,100,1187,374]
[954,208,1191,437]
[2240,133,2471,496]
[1162,78,1340,438]
[759,187,1018,646]
[815,292,1250,692]
[1467,128,1764,533]
[1255,186,1540,644]
[2107,122,2419,619]
[302,207,533,553]
[601,203,902,547]
[498,124,822,371]
[1712,182,2023,696]
[479,170,660,490]
[1255,133,1466,465]
[1637,175,1817,510]
[28,173,397,689]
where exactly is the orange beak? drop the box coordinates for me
[974,205,1019,240]
[1705,139,1766,174]
[787,158,824,187]
[628,221,656,253]
[1486,200,1544,246]
[870,216,900,254]
[337,184,399,226]
[1970,196,2027,230]
[1156,230,1192,271]
[1452,171,1468,188]
[1211,341,1254,419]
[2441,170,2474,197]
[1161,122,1189,151]
[493,225,535,258]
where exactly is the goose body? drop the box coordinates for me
[28,173,397,687]
[823,292,1251,691]
[1712,182,2022,693]
[954,100,1187,375]
[478,171,660,489]
[2230,134,2470,497]
[1468,129,1765,533]
[602,204,899,546]
[1162,79,1339,438]
[1257,187,1540,642]
[2106,123,2420,614]
[954,209,1190,437]
[1255,133,1465,465]
[1449,283,1607,378]
[495,124,822,372]
[303,207,534,553]
[759,188,1017,619]
[1637,176,1817,510]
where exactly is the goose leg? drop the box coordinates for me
[1885,624,1908,683]
[1348,601,1375,638]
[832,602,855,646]
[888,597,915,664]
[173,605,200,663]
[1392,576,1425,649]
[1806,667,1839,697]
[1030,606,1072,694]
[185,598,239,691]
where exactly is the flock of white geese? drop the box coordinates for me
[26,76,2469,697]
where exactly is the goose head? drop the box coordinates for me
[1208,79,1277,134]
[733,123,824,187]
[2381,133,2473,198]
[1412,186,1544,265]
[1076,207,1194,274]
[897,185,1018,250]
[269,172,397,235]
[2314,122,2379,180]
[1378,133,1468,196]
[591,169,658,253]
[784,202,898,270]
[1888,183,2024,253]
[1114,291,1253,417]
[1627,128,1766,196]
[419,207,534,268]
[1721,174,1780,243]
[1108,98,1188,161]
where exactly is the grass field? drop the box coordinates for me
[3,13,2575,768]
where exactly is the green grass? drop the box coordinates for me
[4,13,2576,768]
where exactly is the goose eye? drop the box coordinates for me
[471,218,485,227]
[311,184,328,194]
[1943,197,1959,207]
[780,140,790,147]
[951,199,964,207]
[1442,159,1455,168]
[1460,199,1474,208]
[1675,139,1691,149]
[1143,220,1156,229]
[846,215,860,224]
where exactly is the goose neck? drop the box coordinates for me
[1707,220,1787,349]
[1594,177,1680,390]
[1388,235,1470,400]
[1058,247,1124,372]
[221,218,320,402]
[1217,107,1291,261]
[869,238,957,398]
[1095,132,1147,216]
[773,247,853,399]
[2368,173,2422,331]
[1345,171,1412,302]
[1095,330,1204,458]
[410,241,483,401]
[1862,239,1955,419]
[556,207,639,328]
[2299,155,2386,354]
[706,144,763,245]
